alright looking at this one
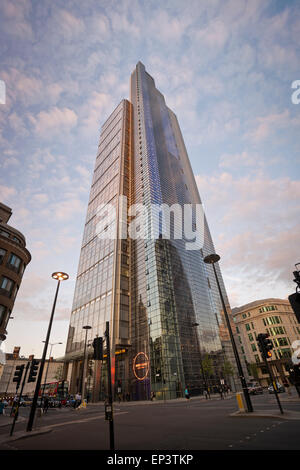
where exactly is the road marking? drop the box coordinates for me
[42,411,128,430]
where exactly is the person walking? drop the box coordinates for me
[283,378,291,396]
[75,392,81,408]
[184,386,190,400]
[43,396,49,414]
[218,385,224,399]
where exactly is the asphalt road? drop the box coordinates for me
[1,393,300,452]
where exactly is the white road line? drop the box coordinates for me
[42,411,128,430]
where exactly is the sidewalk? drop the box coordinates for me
[92,392,234,407]
[0,412,25,428]
[231,391,300,420]
[231,409,300,420]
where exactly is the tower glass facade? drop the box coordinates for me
[64,63,244,400]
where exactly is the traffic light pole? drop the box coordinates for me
[27,279,61,432]
[105,321,115,450]
[263,355,283,415]
[10,362,30,436]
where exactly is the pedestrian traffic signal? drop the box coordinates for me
[92,337,103,360]
[28,360,39,382]
[13,364,24,388]
[289,292,300,323]
[257,333,273,359]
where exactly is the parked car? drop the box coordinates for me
[268,382,285,394]
[247,383,263,395]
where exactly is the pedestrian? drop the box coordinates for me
[204,389,208,399]
[75,392,82,408]
[151,391,156,401]
[43,396,49,414]
[218,386,224,399]
[117,386,122,403]
[184,386,190,400]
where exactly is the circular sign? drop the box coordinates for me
[133,352,150,381]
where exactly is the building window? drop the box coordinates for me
[0,230,9,238]
[277,348,291,358]
[259,305,277,313]
[0,276,14,296]
[0,248,6,264]
[245,323,251,331]
[273,337,289,347]
[7,253,22,272]
[264,316,282,326]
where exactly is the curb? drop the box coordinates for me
[0,427,53,446]
[230,410,300,420]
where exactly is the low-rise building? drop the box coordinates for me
[232,298,300,387]
[0,348,65,399]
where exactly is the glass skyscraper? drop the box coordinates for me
[64,62,244,401]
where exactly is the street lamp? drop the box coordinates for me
[81,325,92,401]
[41,341,63,401]
[203,254,253,413]
[26,271,69,432]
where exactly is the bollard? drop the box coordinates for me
[236,392,245,412]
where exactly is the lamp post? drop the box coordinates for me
[203,254,253,413]
[41,341,63,402]
[27,271,69,432]
[81,325,92,402]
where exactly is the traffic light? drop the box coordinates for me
[289,292,300,323]
[293,270,300,289]
[92,337,103,360]
[28,360,39,382]
[257,333,273,359]
[294,365,300,386]
[13,364,24,389]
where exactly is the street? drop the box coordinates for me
[1,392,300,452]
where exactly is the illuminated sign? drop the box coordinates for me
[133,352,149,381]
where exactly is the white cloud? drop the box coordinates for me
[50,9,85,40]
[0,184,16,201]
[196,171,300,305]
[28,106,78,138]
[219,151,261,169]
[246,110,300,142]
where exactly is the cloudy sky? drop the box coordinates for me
[0,0,299,359]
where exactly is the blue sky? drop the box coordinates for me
[0,0,299,359]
